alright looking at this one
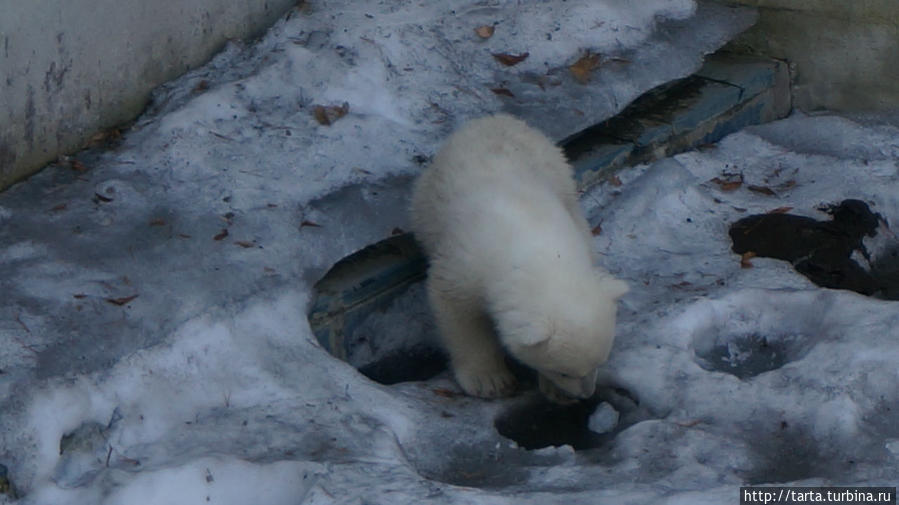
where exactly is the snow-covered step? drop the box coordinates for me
[309,54,791,380]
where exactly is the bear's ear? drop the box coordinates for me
[598,275,629,300]
[516,331,552,346]
[514,318,554,346]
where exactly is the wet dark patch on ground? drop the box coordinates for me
[743,423,866,485]
[730,199,898,299]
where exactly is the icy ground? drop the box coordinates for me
[2,0,899,503]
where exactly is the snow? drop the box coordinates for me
[588,402,620,434]
[2,0,898,503]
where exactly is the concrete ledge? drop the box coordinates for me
[308,54,791,376]
[0,0,296,191]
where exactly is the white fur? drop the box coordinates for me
[410,114,628,402]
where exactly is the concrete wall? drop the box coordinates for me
[0,0,296,191]
[724,0,899,112]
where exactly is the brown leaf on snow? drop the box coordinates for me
[312,102,350,126]
[591,224,602,236]
[490,87,515,98]
[73,293,88,299]
[740,251,756,269]
[193,80,210,93]
[106,294,138,306]
[569,51,602,84]
[432,388,462,398]
[710,175,743,192]
[748,185,776,196]
[474,25,495,39]
[767,206,793,214]
[492,52,529,66]
[87,128,121,147]
[300,220,322,229]
[70,160,89,172]
[213,229,229,241]
[234,241,255,248]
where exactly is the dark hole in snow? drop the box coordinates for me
[693,332,807,379]
[356,346,446,385]
[495,386,643,450]
[730,199,899,299]
[495,396,605,450]
[309,233,447,385]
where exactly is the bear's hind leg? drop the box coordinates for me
[428,282,517,398]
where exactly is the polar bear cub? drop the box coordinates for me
[410,114,628,403]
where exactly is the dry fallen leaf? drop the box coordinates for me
[300,220,322,228]
[710,176,743,192]
[106,294,138,306]
[432,388,462,398]
[312,102,350,126]
[490,87,515,97]
[474,25,495,39]
[193,80,210,93]
[213,229,229,241]
[591,224,602,236]
[234,241,255,248]
[740,251,757,269]
[748,185,776,196]
[492,52,529,66]
[569,51,602,84]
[73,293,88,299]
[88,129,121,145]
[70,160,89,172]
[767,206,793,214]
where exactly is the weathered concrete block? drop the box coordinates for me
[0,0,297,190]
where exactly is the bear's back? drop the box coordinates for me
[410,114,576,252]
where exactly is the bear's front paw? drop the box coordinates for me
[454,365,518,399]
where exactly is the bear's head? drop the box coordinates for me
[495,271,628,403]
